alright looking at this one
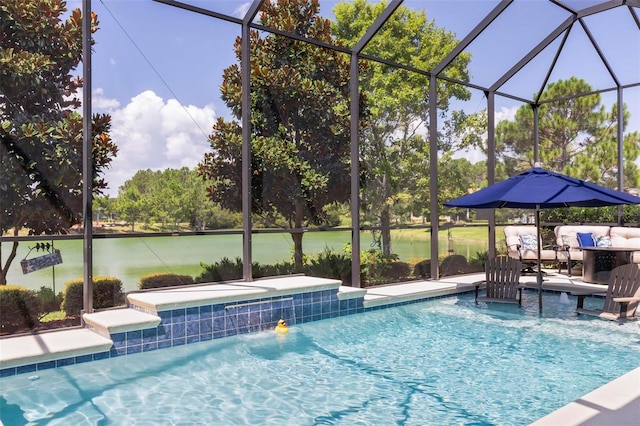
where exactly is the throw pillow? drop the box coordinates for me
[596,235,612,247]
[576,232,595,247]
[519,234,538,250]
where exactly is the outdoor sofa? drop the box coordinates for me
[554,225,640,272]
[504,224,640,275]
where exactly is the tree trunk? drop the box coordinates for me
[292,198,305,269]
[292,231,304,270]
[380,203,392,257]
[0,231,20,285]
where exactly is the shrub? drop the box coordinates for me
[196,257,244,282]
[36,286,63,313]
[197,258,300,283]
[62,276,125,316]
[440,254,469,276]
[254,261,297,279]
[0,285,41,332]
[360,249,400,285]
[413,259,432,278]
[469,250,489,270]
[62,279,83,317]
[304,248,352,284]
[138,273,195,290]
[381,261,411,281]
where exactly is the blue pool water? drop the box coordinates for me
[1,292,639,425]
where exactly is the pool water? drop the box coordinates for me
[1,292,639,425]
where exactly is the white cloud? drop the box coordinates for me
[495,105,518,123]
[94,92,516,196]
[96,90,216,196]
[93,87,120,110]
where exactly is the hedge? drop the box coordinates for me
[138,273,195,290]
[62,276,125,316]
[195,257,244,282]
[0,285,41,333]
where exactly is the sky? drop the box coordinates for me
[65,0,640,197]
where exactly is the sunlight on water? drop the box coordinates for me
[1,293,639,425]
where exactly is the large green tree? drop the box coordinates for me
[0,0,118,284]
[115,168,240,232]
[198,0,363,268]
[114,183,148,232]
[333,0,474,256]
[495,77,640,188]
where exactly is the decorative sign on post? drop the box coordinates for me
[21,249,63,274]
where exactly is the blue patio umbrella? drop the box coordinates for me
[444,167,640,312]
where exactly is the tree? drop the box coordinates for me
[495,77,640,188]
[0,1,118,284]
[198,0,363,268]
[332,0,474,256]
[94,194,114,223]
[114,168,240,232]
[114,184,148,232]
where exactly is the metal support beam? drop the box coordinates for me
[492,16,574,93]
[617,87,624,224]
[579,19,619,87]
[353,0,403,53]
[486,91,496,259]
[82,0,93,314]
[629,3,640,28]
[241,1,263,281]
[433,0,513,76]
[534,23,573,105]
[153,0,242,25]
[348,0,401,287]
[533,105,540,165]
[349,56,361,288]
[429,75,439,279]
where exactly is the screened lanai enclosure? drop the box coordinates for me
[1,0,639,319]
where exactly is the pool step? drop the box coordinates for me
[362,280,475,308]
[83,308,161,337]
[0,329,113,370]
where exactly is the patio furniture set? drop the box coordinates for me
[446,167,640,320]
[474,257,640,323]
[504,225,640,284]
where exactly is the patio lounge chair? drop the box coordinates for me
[574,263,640,322]
[474,257,524,305]
[503,225,562,275]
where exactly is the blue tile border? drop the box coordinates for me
[1,286,477,377]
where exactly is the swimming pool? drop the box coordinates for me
[1,292,638,425]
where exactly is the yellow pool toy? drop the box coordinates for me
[274,319,289,334]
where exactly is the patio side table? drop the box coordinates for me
[581,247,634,284]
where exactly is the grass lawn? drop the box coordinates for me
[40,310,67,322]
[442,224,504,242]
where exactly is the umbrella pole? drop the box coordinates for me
[536,206,543,313]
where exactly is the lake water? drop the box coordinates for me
[2,231,487,292]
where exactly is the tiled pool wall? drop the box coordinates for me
[1,351,112,377]
[1,287,478,377]
[0,288,349,377]
[0,285,597,378]
[119,289,355,355]
[115,287,600,359]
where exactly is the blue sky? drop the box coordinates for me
[65,0,640,196]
